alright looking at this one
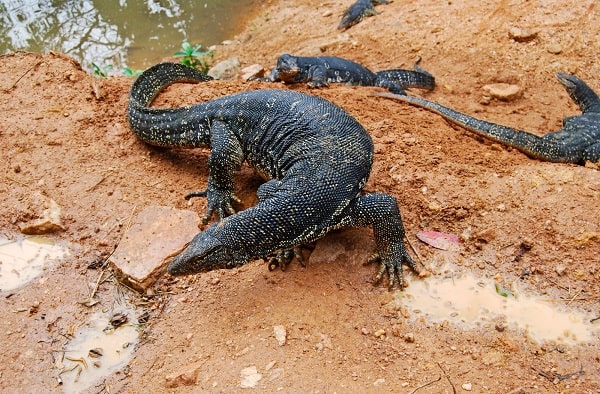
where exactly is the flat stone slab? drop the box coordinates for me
[110,205,200,292]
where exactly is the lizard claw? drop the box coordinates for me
[267,246,306,271]
[367,245,418,289]
[185,186,239,223]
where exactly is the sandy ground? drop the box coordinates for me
[0,0,599,392]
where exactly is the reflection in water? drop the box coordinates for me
[0,0,258,72]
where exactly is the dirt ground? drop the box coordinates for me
[1,0,599,392]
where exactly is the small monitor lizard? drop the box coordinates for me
[128,62,419,288]
[338,0,389,30]
[262,54,435,95]
[375,72,600,164]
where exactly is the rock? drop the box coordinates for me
[462,382,473,391]
[475,227,497,243]
[19,192,65,235]
[319,333,333,349]
[547,43,562,54]
[508,27,538,42]
[555,264,566,276]
[482,83,522,101]
[207,57,240,80]
[109,205,201,292]
[404,332,415,343]
[240,64,264,81]
[240,365,262,388]
[273,325,287,346]
[165,360,204,388]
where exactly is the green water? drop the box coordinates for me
[0,0,259,73]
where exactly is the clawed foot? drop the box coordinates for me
[267,246,309,271]
[185,185,241,224]
[367,245,419,289]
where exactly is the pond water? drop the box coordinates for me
[0,0,260,73]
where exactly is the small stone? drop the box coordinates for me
[547,43,562,54]
[361,327,371,335]
[508,27,538,42]
[19,193,65,235]
[240,366,262,388]
[322,10,333,17]
[373,378,385,387]
[207,57,240,80]
[476,228,496,243]
[374,329,386,338]
[482,83,522,101]
[555,264,566,276]
[462,382,473,391]
[165,360,205,388]
[273,325,287,346]
[320,333,333,349]
[240,64,264,81]
[404,332,415,343]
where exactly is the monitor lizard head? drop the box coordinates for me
[272,54,301,82]
[556,72,600,114]
[168,227,244,275]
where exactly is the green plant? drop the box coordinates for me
[91,62,112,78]
[174,41,213,73]
[122,66,143,77]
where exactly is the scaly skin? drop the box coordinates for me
[264,54,435,95]
[127,62,419,288]
[375,72,600,164]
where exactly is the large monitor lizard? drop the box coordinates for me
[262,54,435,95]
[128,62,419,288]
[375,73,600,164]
[338,0,389,30]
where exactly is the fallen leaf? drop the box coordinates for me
[416,230,461,251]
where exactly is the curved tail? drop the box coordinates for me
[129,62,212,108]
[374,92,571,162]
[127,63,213,147]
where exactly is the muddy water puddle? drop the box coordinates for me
[58,308,139,393]
[0,236,68,292]
[395,267,599,345]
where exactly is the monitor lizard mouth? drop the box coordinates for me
[556,72,577,90]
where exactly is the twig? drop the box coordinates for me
[406,236,424,266]
[410,375,442,394]
[4,175,29,187]
[437,362,457,394]
[6,60,41,91]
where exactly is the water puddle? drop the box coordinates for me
[58,309,139,393]
[0,236,68,292]
[393,268,599,345]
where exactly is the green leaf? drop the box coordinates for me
[494,282,513,298]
